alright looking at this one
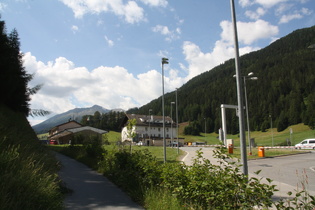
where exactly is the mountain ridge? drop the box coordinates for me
[130,25,315,133]
[32,105,123,133]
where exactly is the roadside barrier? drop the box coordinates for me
[263,146,295,149]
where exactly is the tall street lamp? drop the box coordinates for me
[176,88,179,154]
[149,109,152,145]
[243,72,258,155]
[161,57,168,163]
[204,117,207,143]
[269,115,274,147]
[230,0,248,176]
[171,102,175,147]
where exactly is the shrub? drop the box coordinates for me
[161,148,276,209]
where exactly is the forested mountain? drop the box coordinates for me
[128,26,315,134]
[80,110,126,132]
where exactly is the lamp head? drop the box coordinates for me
[248,72,254,76]
[162,57,169,64]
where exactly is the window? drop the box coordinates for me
[145,127,148,131]
[158,128,161,131]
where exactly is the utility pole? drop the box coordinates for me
[230,0,248,176]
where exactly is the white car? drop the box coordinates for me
[295,139,315,149]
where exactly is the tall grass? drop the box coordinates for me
[0,105,63,209]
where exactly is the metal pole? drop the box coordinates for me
[230,0,248,176]
[243,77,252,155]
[149,109,152,145]
[162,58,168,163]
[171,102,174,147]
[204,117,206,143]
[176,88,179,154]
[270,115,274,147]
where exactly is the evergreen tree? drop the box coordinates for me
[0,19,30,115]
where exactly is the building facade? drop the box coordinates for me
[48,120,107,144]
[121,114,183,146]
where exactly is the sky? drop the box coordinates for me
[1,0,315,126]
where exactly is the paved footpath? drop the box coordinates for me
[55,153,144,210]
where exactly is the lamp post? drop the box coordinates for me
[162,57,168,163]
[149,109,152,145]
[171,102,175,147]
[269,115,274,147]
[230,0,248,176]
[176,88,179,154]
[204,117,207,143]
[243,72,258,155]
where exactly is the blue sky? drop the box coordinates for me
[1,0,314,125]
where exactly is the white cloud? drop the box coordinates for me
[220,19,279,45]
[181,19,277,80]
[104,35,114,47]
[139,0,168,7]
[23,52,183,123]
[60,0,146,24]
[0,3,7,11]
[240,0,289,8]
[239,0,252,7]
[181,40,255,81]
[245,7,266,19]
[123,1,145,24]
[152,25,181,41]
[255,0,288,8]
[71,25,79,33]
[279,7,312,23]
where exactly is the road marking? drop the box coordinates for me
[310,166,315,172]
[180,149,190,163]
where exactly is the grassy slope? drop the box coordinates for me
[0,105,63,209]
[101,123,314,161]
[179,123,315,147]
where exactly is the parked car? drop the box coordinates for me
[49,139,58,145]
[295,139,315,149]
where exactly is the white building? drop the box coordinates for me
[121,114,183,146]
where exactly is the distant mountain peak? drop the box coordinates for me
[32,105,124,134]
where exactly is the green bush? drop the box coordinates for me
[55,143,315,209]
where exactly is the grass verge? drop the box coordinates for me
[0,105,63,209]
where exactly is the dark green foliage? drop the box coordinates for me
[81,111,125,132]
[98,148,163,203]
[57,144,315,209]
[0,19,31,115]
[183,121,201,135]
[129,26,315,132]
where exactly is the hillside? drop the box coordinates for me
[129,26,315,134]
[0,104,63,208]
[32,105,110,134]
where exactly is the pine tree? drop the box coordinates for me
[0,19,30,115]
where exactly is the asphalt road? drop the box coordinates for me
[248,151,315,193]
[180,147,315,198]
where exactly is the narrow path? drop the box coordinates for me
[55,153,144,210]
